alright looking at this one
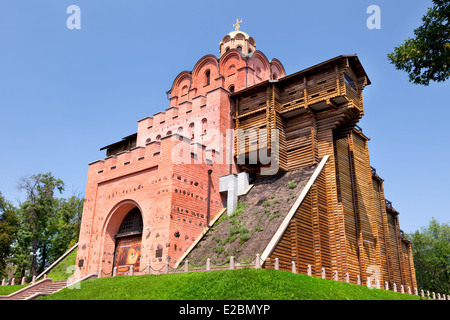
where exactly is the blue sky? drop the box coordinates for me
[0,0,448,233]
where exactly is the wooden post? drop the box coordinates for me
[229,256,235,270]
[32,276,36,284]
[1,279,5,286]
[11,278,15,285]
[98,268,102,278]
[255,254,261,269]
[21,277,25,285]
[307,265,312,276]
[408,287,412,295]
[291,261,296,274]
[184,260,189,273]
[426,291,430,298]
[206,258,211,271]
[345,273,350,283]
[146,262,151,275]
[274,258,279,271]
[400,285,404,294]
[164,262,169,274]
[414,288,418,296]
[113,267,117,277]
[129,266,134,276]
[385,282,389,291]
[333,271,338,281]
[321,268,326,279]
[356,275,361,285]
[437,293,441,300]
[393,283,397,292]
[375,279,380,289]
[367,277,372,288]
[432,292,436,299]
[421,289,424,297]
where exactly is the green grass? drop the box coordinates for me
[39,268,423,300]
[0,248,78,297]
[46,248,78,281]
[0,284,28,296]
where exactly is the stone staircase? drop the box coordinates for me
[0,274,97,300]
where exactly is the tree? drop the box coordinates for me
[8,173,84,281]
[406,218,450,294]
[0,192,19,280]
[47,195,83,264]
[387,0,450,85]
[14,172,64,278]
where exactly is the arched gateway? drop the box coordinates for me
[100,201,144,276]
[113,207,143,275]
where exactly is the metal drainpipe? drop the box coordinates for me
[378,182,392,285]
[347,134,363,281]
[206,169,213,226]
[229,97,235,175]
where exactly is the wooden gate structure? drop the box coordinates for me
[231,55,417,289]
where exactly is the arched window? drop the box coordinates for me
[201,118,208,135]
[205,70,211,86]
[256,67,262,77]
[177,127,183,134]
[155,134,161,141]
[117,207,143,236]
[145,138,151,144]
[229,85,235,93]
[273,73,278,80]
[166,130,172,136]
[236,46,243,52]
[248,48,252,54]
[189,123,195,139]
[181,85,188,96]
[225,47,230,52]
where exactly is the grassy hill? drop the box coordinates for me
[39,268,423,300]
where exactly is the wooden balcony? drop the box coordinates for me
[232,55,370,167]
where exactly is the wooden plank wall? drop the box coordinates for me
[333,137,363,282]
[350,131,382,281]
[372,176,392,285]
[234,57,417,289]
[386,211,403,286]
[284,112,318,170]
[266,169,331,276]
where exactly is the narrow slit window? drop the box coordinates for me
[344,73,356,90]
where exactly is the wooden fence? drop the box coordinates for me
[3,254,448,300]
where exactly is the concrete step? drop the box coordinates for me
[4,281,68,300]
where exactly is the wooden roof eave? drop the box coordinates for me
[230,55,371,100]
[100,133,137,151]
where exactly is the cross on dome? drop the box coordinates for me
[233,18,242,31]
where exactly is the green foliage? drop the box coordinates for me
[387,0,450,85]
[406,217,450,294]
[0,284,28,295]
[0,192,19,280]
[2,172,84,282]
[46,248,78,281]
[230,201,246,217]
[213,245,225,255]
[288,180,297,189]
[39,268,423,300]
